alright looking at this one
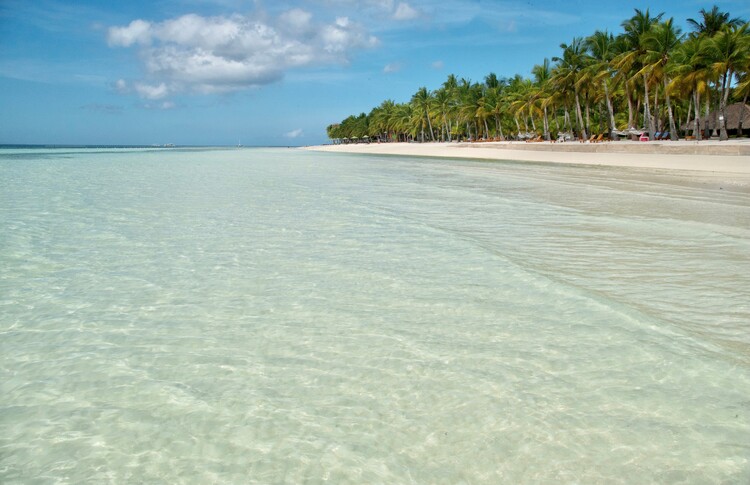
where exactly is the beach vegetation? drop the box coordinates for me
[327,6,749,143]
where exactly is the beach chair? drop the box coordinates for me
[557,132,571,143]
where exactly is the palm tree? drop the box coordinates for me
[669,36,710,140]
[411,87,435,142]
[687,6,743,38]
[687,7,745,138]
[704,23,750,139]
[484,72,501,90]
[369,99,397,141]
[617,9,664,136]
[553,38,589,139]
[432,89,453,141]
[641,19,683,139]
[585,31,618,138]
[392,103,414,142]
[531,59,553,140]
[439,74,461,138]
[325,6,747,145]
[455,79,482,140]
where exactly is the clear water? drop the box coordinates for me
[1,147,749,484]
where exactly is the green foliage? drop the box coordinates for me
[326,7,749,142]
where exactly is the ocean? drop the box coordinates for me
[1,146,749,483]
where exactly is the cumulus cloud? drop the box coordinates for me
[279,9,313,33]
[107,10,378,98]
[108,19,152,47]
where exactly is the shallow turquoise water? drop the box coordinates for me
[1,147,749,483]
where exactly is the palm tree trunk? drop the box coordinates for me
[574,90,587,140]
[584,96,591,136]
[626,84,634,128]
[654,84,660,132]
[543,106,550,140]
[604,81,616,138]
[694,90,702,141]
[553,103,560,132]
[494,115,502,140]
[705,94,712,138]
[663,77,677,140]
[643,74,655,137]
[719,71,731,141]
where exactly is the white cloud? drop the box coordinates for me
[393,3,419,21]
[114,78,129,93]
[431,60,444,70]
[134,82,169,99]
[284,128,303,138]
[279,9,313,32]
[312,0,423,22]
[107,11,378,99]
[107,19,152,47]
[383,62,402,73]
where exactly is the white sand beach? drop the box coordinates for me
[305,139,750,175]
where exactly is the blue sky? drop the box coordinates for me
[1,0,748,146]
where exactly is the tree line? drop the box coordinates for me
[327,6,750,143]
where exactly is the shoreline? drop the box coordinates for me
[304,140,750,175]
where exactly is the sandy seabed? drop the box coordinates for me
[304,139,750,175]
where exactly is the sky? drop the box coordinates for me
[1,0,748,146]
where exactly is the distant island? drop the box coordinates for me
[327,7,750,144]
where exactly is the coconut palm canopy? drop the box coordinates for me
[328,7,750,143]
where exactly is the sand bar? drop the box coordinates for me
[305,139,750,175]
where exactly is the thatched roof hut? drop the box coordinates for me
[683,103,750,134]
